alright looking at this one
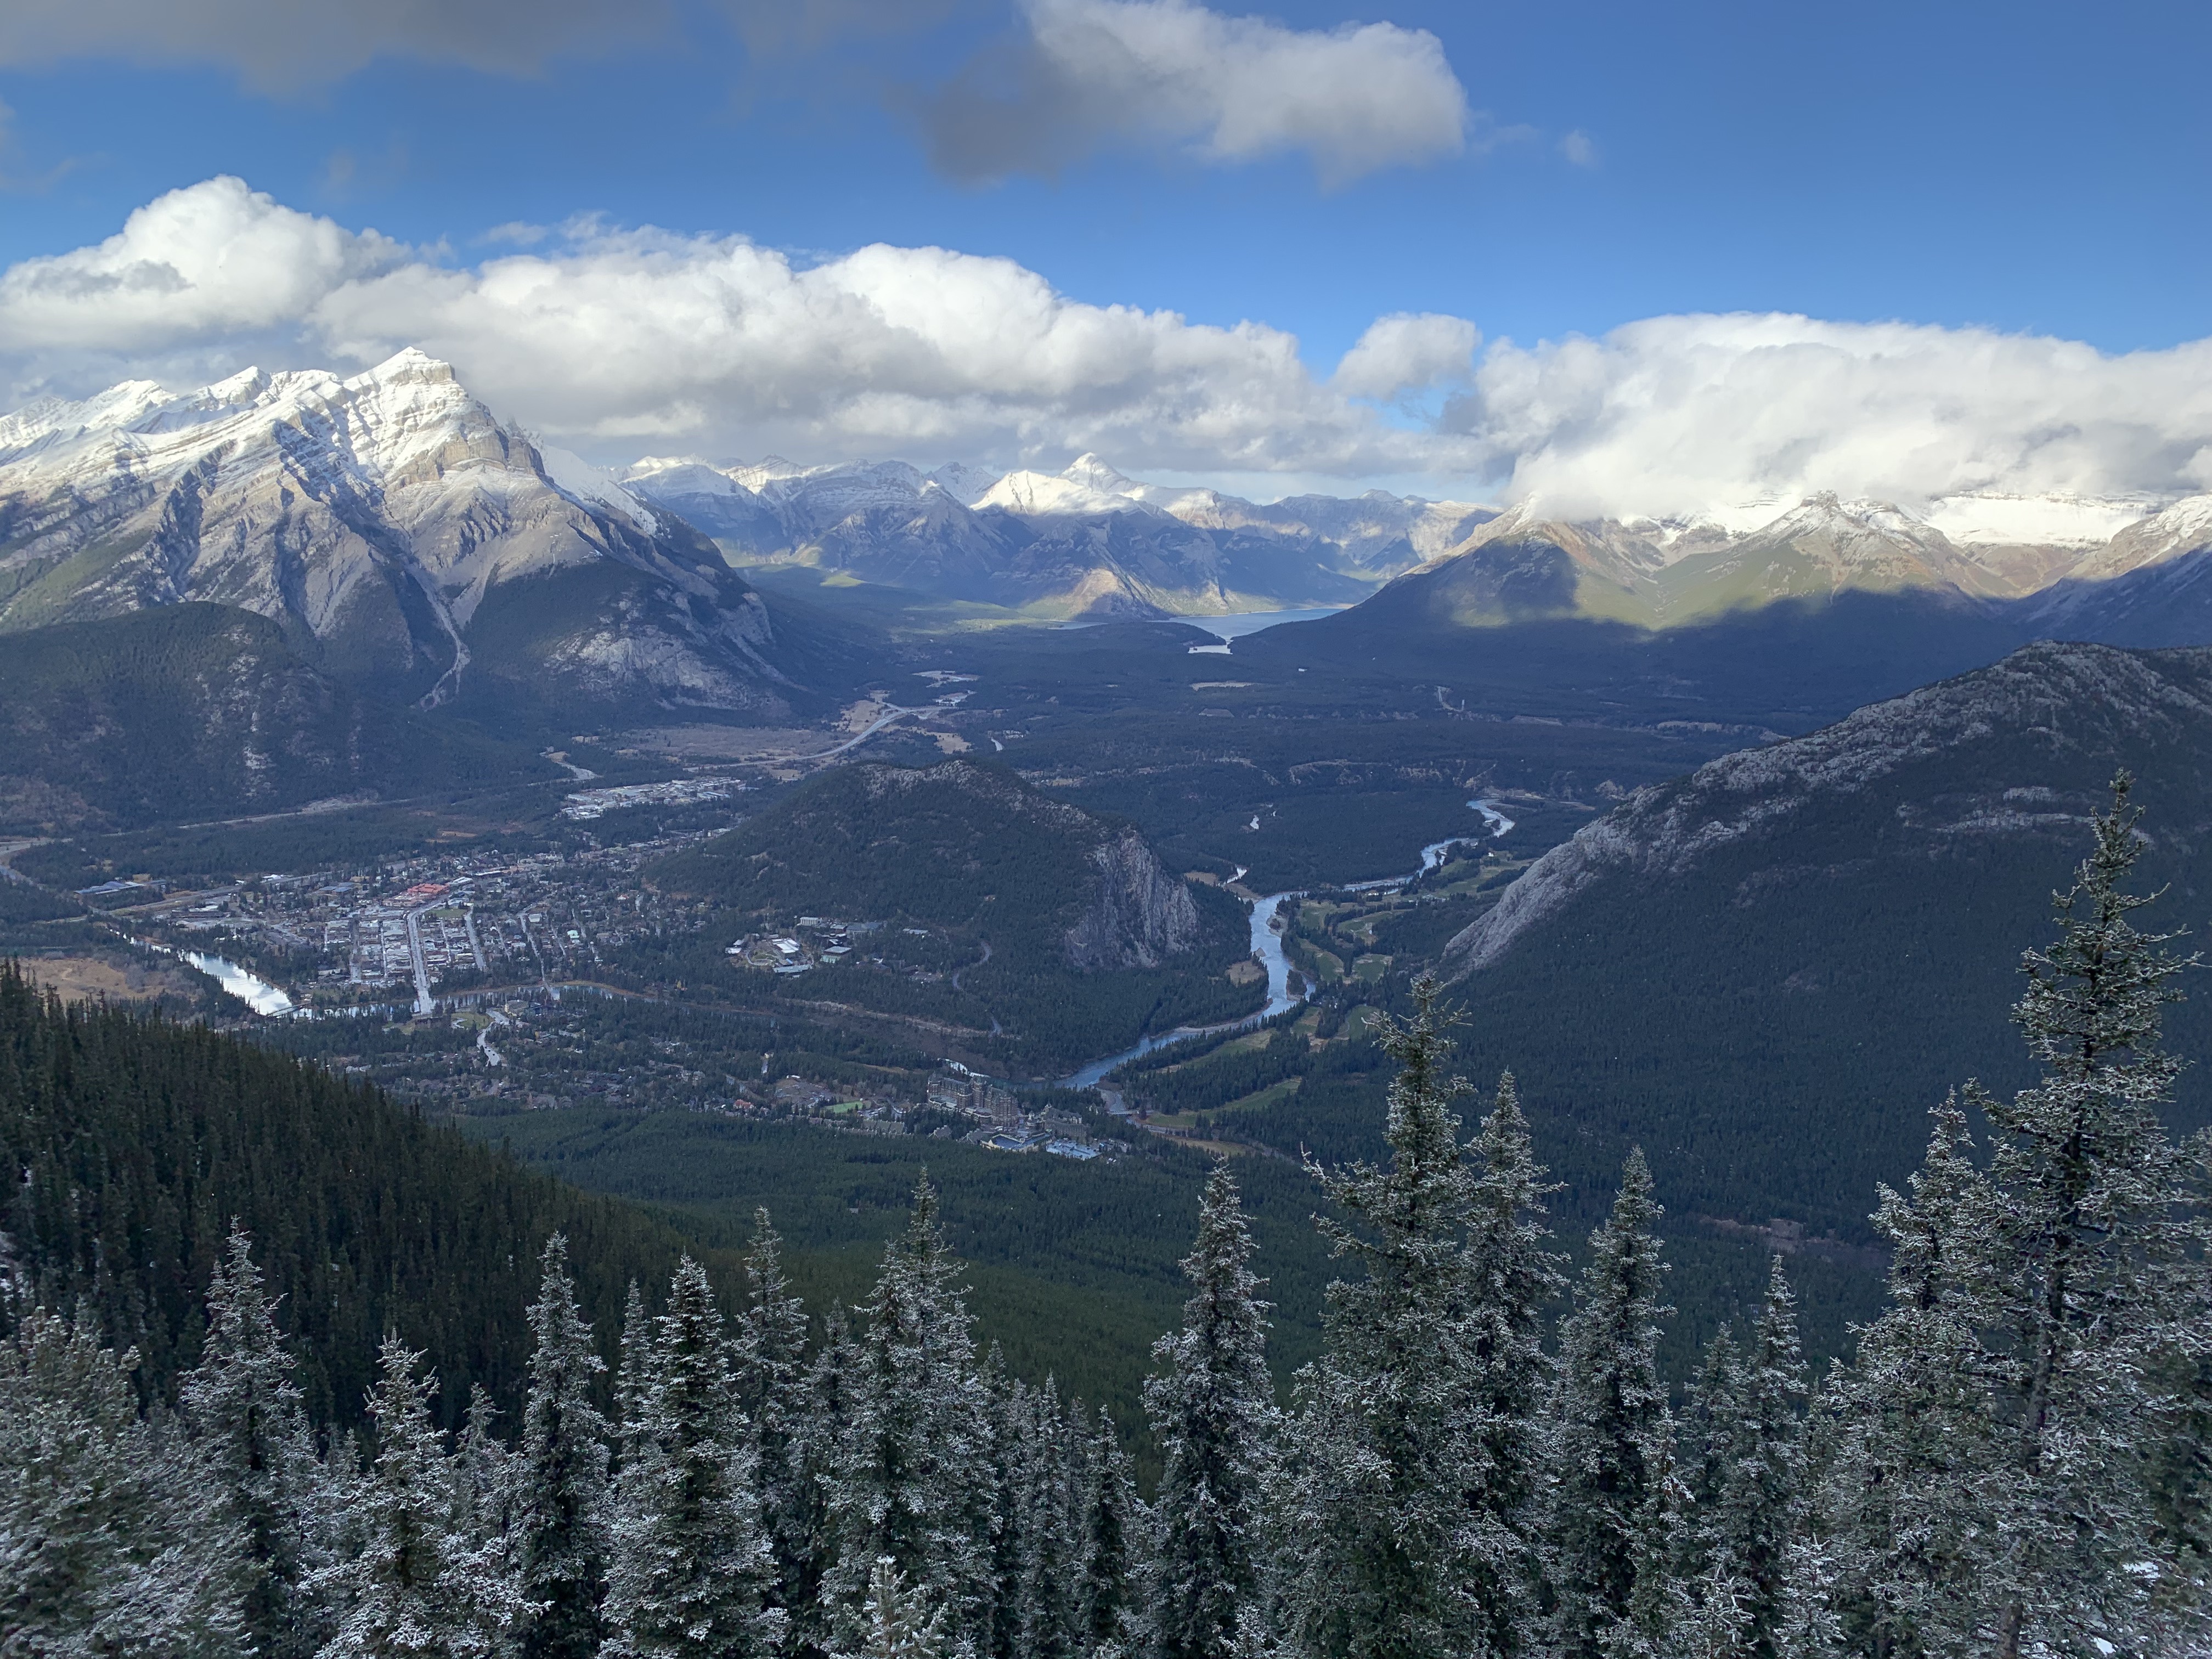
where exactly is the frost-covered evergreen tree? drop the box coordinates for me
[1701,1258,1807,1659]
[985,1355,1031,1659]
[1279,974,1484,1659]
[512,1233,612,1659]
[735,1208,819,1644]
[1460,1071,1565,1658]
[1545,1149,1675,1659]
[1077,1412,1143,1659]
[847,1555,947,1659]
[1144,1162,1278,1659]
[182,1222,333,1659]
[1017,1380,1081,1659]
[793,1306,862,1659]
[826,1174,996,1655]
[448,1386,520,1622]
[321,1335,518,1659]
[2,1305,248,1656]
[1970,775,2211,1657]
[616,1281,654,1469]
[605,1256,781,1659]
[1819,1098,2004,1657]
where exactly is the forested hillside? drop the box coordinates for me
[7,787,2208,1659]
[636,759,1261,1070]
[0,603,533,834]
[0,964,701,1427]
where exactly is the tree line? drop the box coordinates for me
[5,777,2208,1657]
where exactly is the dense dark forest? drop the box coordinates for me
[4,781,2208,1657]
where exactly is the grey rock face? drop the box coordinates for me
[1445,639,2212,974]
[0,352,795,716]
[1064,826,1201,970]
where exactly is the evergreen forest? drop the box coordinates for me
[4,780,2209,1658]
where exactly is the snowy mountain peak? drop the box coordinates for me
[1060,453,1139,495]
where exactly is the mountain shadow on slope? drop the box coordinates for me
[0,603,538,834]
[643,759,1262,1071]
[1431,640,2212,1244]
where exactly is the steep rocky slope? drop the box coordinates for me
[1417,639,2212,1242]
[0,603,529,833]
[644,758,1250,1070]
[0,353,802,720]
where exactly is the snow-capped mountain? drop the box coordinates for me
[1365,487,2210,635]
[620,450,1488,616]
[0,353,797,716]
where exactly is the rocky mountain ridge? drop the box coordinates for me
[620,449,1484,617]
[0,352,802,720]
[1446,638,2212,974]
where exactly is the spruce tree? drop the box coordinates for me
[1706,1258,1808,1659]
[1017,1380,1081,1659]
[734,1208,817,1641]
[1973,775,2211,1656]
[321,1334,517,1659]
[1144,1162,1278,1659]
[1,1305,249,1655]
[616,1281,653,1468]
[1819,1098,2004,1657]
[826,1174,996,1655]
[182,1221,333,1659]
[605,1256,781,1659]
[849,1555,947,1659]
[512,1233,612,1659]
[1278,974,1482,1659]
[1077,1412,1143,1659]
[1546,1149,1675,1659]
[1460,1071,1566,1657]
[793,1305,861,1659]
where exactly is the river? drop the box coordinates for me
[1055,798,1513,1090]
[182,952,296,1016]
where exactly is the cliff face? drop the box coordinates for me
[1064,825,1200,970]
[1446,639,2212,976]
[0,352,798,719]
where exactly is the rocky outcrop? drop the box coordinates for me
[1446,639,2212,974]
[0,352,798,717]
[1064,826,1200,970]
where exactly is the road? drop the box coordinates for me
[404,907,436,1017]
[723,704,920,768]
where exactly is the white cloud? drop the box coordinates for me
[919,0,1470,186]
[0,177,406,353]
[1333,312,1480,402]
[7,182,2210,515]
[1559,129,1597,167]
[0,177,1468,479]
[0,0,664,91]
[1447,313,2212,519]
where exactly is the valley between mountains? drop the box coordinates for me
[5,351,2211,1458]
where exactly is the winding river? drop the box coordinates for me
[1056,798,1513,1090]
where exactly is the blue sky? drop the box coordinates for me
[0,0,2206,506]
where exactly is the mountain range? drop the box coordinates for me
[0,351,809,723]
[624,448,2212,631]
[5,353,2211,740]
[619,450,1489,617]
[1428,637,2212,1240]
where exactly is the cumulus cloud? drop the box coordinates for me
[0,0,667,91]
[918,0,1470,186]
[7,181,2210,512]
[1448,313,2212,518]
[0,177,1466,478]
[0,177,407,354]
[1333,312,1480,402]
[1558,129,1597,167]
